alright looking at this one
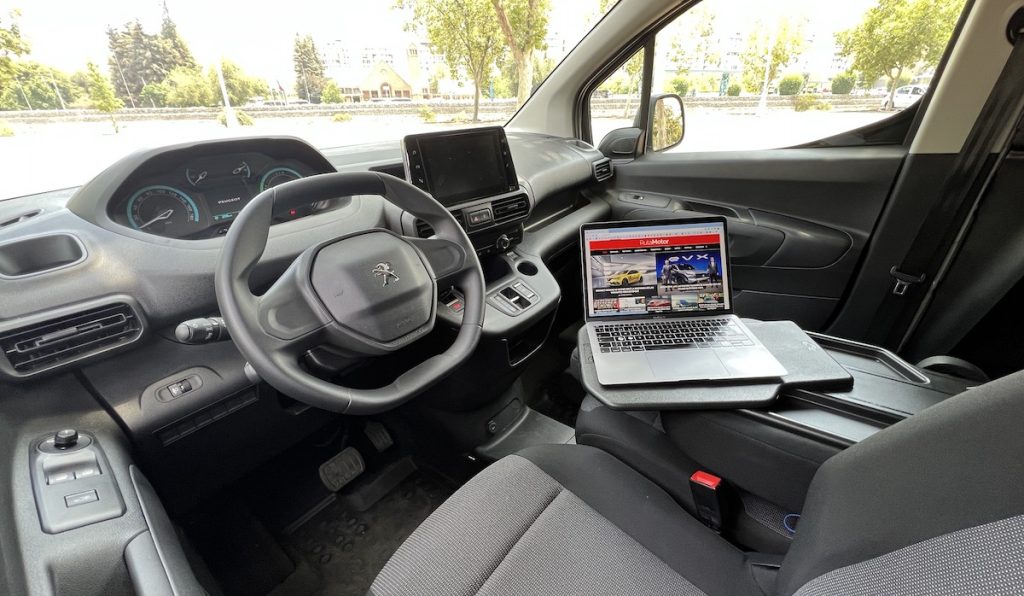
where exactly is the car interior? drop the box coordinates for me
[2,0,1024,594]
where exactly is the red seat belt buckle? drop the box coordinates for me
[690,471,724,532]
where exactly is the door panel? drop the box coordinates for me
[608,146,906,329]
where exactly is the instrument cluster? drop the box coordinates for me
[110,152,320,239]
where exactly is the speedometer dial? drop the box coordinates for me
[127,185,202,238]
[259,167,303,191]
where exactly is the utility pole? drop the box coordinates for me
[114,58,137,109]
[16,82,33,110]
[216,60,239,128]
[48,71,67,110]
[299,63,312,103]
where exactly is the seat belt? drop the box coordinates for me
[869,15,1024,350]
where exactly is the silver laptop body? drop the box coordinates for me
[580,217,786,386]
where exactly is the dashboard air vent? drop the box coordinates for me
[593,158,613,182]
[491,194,530,223]
[416,211,465,238]
[0,302,142,375]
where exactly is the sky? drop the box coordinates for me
[4,0,604,86]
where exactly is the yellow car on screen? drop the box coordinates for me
[607,270,642,286]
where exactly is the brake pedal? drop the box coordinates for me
[319,447,365,493]
[364,421,394,453]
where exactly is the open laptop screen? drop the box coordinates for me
[581,218,731,319]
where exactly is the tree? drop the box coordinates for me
[85,62,123,132]
[293,34,326,103]
[159,2,197,71]
[162,66,213,107]
[831,72,856,95]
[838,0,961,109]
[668,7,720,72]
[209,59,267,106]
[1,10,29,89]
[740,18,806,95]
[321,80,343,103]
[778,73,804,96]
[489,0,550,106]
[0,62,80,110]
[107,17,196,107]
[401,0,502,121]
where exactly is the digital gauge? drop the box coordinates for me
[126,185,202,238]
[259,167,303,192]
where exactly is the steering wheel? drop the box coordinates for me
[214,172,484,414]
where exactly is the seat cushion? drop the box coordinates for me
[369,445,765,596]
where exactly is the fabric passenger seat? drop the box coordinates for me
[371,370,1024,595]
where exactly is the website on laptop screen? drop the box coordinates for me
[583,221,730,318]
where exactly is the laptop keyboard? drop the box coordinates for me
[594,318,754,353]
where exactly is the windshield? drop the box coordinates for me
[0,1,614,200]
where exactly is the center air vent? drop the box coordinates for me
[491,194,530,223]
[416,211,466,238]
[593,158,613,182]
[0,302,143,376]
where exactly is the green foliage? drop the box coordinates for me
[210,60,267,106]
[667,75,690,96]
[838,0,962,106]
[321,81,343,104]
[0,120,13,137]
[489,0,551,105]
[140,82,170,107]
[106,15,198,107]
[740,18,806,94]
[668,6,720,72]
[418,105,436,122]
[889,73,912,91]
[831,72,857,95]
[793,94,831,112]
[1,10,30,88]
[0,61,80,110]
[495,50,555,100]
[332,112,353,122]
[778,74,804,96]
[293,34,327,103]
[727,83,741,97]
[401,0,502,121]
[85,62,123,132]
[162,67,213,107]
[217,109,254,126]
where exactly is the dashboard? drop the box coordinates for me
[103,138,336,239]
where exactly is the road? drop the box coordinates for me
[0,108,891,200]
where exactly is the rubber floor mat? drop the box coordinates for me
[280,471,452,596]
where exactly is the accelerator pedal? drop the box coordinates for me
[319,447,365,493]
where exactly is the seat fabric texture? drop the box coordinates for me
[368,444,765,596]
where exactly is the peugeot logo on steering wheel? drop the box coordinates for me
[371,262,400,287]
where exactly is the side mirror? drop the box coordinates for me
[648,93,685,152]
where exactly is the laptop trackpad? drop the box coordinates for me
[646,350,729,382]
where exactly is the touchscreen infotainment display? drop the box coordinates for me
[403,127,518,206]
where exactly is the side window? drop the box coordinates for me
[589,47,645,147]
[591,0,965,152]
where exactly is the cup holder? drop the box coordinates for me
[516,261,539,276]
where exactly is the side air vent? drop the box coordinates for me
[416,211,466,238]
[593,158,613,182]
[0,302,143,375]
[492,194,530,223]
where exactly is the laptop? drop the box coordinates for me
[580,217,787,385]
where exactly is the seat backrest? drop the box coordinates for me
[777,370,1024,595]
